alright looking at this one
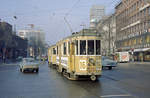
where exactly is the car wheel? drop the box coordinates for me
[22,69,24,73]
[36,69,39,73]
[20,68,22,72]
[108,66,112,70]
[32,70,35,72]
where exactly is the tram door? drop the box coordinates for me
[69,42,75,72]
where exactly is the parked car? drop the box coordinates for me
[20,58,39,73]
[101,56,117,70]
[16,56,23,61]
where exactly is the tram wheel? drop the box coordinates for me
[90,75,96,81]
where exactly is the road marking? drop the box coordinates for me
[101,94,132,97]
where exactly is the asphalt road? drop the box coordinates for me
[0,62,150,98]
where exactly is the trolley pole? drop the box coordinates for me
[80,24,85,36]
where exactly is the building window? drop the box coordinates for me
[140,11,142,18]
[144,9,146,16]
[148,20,150,28]
[148,7,150,15]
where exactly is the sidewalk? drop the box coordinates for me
[0,62,19,66]
[0,59,19,66]
[129,61,150,65]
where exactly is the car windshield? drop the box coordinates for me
[102,56,113,60]
[23,58,35,62]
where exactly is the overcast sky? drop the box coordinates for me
[0,0,120,45]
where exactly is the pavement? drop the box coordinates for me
[128,61,150,65]
[0,59,20,66]
[0,61,150,98]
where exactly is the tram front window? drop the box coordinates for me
[88,40,94,55]
[96,40,101,55]
[80,40,86,55]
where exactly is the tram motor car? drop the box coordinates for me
[48,29,102,81]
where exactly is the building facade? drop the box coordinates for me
[115,0,150,61]
[90,5,105,28]
[18,29,45,57]
[96,14,116,56]
[0,22,27,61]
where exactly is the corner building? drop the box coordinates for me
[115,0,150,61]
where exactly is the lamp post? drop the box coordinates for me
[13,16,17,35]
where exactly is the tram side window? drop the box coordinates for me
[68,42,70,55]
[53,48,56,55]
[57,46,58,55]
[88,40,94,55]
[96,40,101,55]
[76,40,78,55]
[63,42,66,55]
[80,40,86,55]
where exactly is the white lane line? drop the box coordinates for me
[101,94,132,97]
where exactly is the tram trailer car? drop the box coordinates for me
[48,45,57,67]
[48,31,102,81]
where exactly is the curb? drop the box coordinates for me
[129,62,150,65]
[119,62,150,65]
[0,63,19,66]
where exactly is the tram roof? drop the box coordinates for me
[49,29,102,47]
[48,44,56,48]
[65,29,101,39]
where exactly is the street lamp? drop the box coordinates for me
[13,16,17,35]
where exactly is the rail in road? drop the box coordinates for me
[49,64,136,98]
[102,62,150,98]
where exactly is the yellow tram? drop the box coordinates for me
[48,29,102,81]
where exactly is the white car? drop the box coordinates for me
[20,58,39,73]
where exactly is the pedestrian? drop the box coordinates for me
[3,56,6,63]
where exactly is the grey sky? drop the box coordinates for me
[0,0,120,45]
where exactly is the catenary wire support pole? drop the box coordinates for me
[13,16,17,35]
[108,19,111,56]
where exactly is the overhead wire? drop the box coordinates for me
[64,0,81,18]
[63,0,81,33]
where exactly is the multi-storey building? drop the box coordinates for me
[90,5,105,28]
[0,22,27,60]
[18,29,45,42]
[96,14,116,56]
[18,29,45,57]
[115,0,150,61]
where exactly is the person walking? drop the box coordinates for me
[3,56,6,63]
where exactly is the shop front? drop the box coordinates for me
[133,48,150,62]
